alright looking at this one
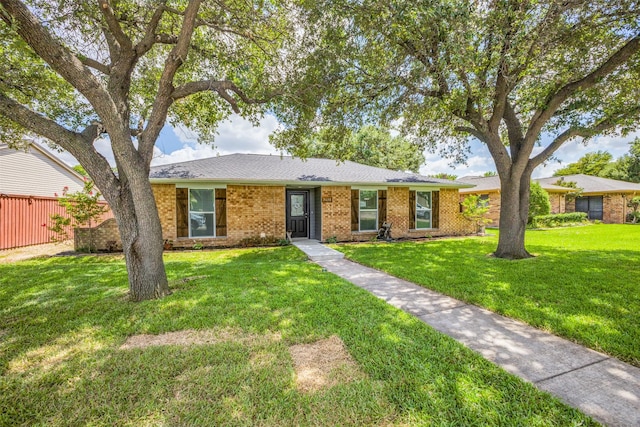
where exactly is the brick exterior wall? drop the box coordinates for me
[435,188,477,236]
[548,191,565,215]
[169,184,287,248]
[329,186,475,242]
[604,193,627,224]
[566,193,632,223]
[80,183,476,250]
[75,218,120,251]
[320,186,352,241]
[460,191,501,226]
[153,184,177,240]
[227,185,286,241]
[387,187,410,234]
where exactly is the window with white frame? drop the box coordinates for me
[415,191,432,229]
[189,188,215,237]
[359,189,378,231]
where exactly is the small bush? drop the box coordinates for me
[528,182,551,223]
[238,235,281,247]
[325,236,338,244]
[531,212,588,228]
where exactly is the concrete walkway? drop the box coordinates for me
[293,240,640,427]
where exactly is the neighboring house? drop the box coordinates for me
[537,174,640,223]
[458,175,571,226]
[90,154,474,249]
[0,142,110,250]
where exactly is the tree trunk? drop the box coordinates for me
[106,179,170,301]
[494,172,533,259]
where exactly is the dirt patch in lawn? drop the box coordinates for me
[289,335,365,393]
[120,328,281,350]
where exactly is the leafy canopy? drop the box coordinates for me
[554,151,613,177]
[302,126,425,172]
[554,139,640,182]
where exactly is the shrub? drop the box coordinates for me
[528,182,551,223]
[461,194,491,233]
[531,212,588,228]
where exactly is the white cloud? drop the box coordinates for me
[533,131,639,178]
[151,114,281,165]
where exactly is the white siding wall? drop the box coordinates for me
[0,145,85,197]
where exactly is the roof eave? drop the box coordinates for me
[149,177,472,188]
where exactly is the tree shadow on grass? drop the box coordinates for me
[0,247,597,425]
[339,239,640,366]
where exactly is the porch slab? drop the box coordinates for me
[292,240,344,261]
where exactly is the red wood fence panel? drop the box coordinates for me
[0,194,113,250]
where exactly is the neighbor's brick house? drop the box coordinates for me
[458,174,640,226]
[537,174,640,223]
[458,175,571,227]
[80,154,477,250]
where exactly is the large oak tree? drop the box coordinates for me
[0,0,306,300]
[280,0,640,258]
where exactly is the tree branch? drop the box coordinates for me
[79,56,111,74]
[134,3,168,56]
[0,91,118,195]
[525,35,640,145]
[530,106,640,169]
[454,126,488,144]
[96,0,132,51]
[138,0,202,164]
[171,79,273,113]
[504,100,525,162]
[0,0,118,128]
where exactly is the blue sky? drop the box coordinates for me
[51,114,638,179]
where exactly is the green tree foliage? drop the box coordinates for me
[49,180,107,252]
[281,0,640,259]
[304,126,425,172]
[553,178,583,202]
[603,139,640,183]
[554,140,640,182]
[72,165,88,177]
[528,183,551,224]
[483,171,498,177]
[0,0,310,300]
[461,195,491,233]
[554,151,613,176]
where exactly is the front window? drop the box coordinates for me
[416,191,432,229]
[189,188,215,237]
[359,190,378,231]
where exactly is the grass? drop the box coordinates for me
[336,224,640,367]
[0,246,596,425]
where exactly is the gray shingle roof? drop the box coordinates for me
[458,175,571,193]
[537,174,640,194]
[149,153,472,187]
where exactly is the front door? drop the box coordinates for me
[286,190,309,238]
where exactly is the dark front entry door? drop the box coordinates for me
[286,190,309,238]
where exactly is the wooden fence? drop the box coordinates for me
[0,193,112,250]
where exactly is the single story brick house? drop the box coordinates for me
[458,175,572,226]
[127,154,476,248]
[457,173,640,225]
[537,174,640,222]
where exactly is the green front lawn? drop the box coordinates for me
[0,247,594,425]
[336,224,640,367]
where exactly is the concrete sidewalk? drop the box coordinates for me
[293,240,640,427]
